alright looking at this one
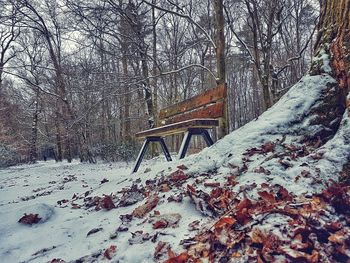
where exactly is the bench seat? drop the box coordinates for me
[135,118,219,138]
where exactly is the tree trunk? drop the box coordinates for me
[29,89,40,163]
[214,0,226,86]
[315,0,349,106]
[309,0,349,139]
[309,0,350,180]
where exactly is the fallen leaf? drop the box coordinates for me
[132,195,159,218]
[204,182,220,187]
[177,164,188,170]
[154,241,169,259]
[258,191,276,203]
[277,185,293,201]
[103,245,117,260]
[324,222,343,232]
[18,214,41,225]
[170,170,188,183]
[188,220,200,231]
[99,195,115,210]
[128,231,152,245]
[153,220,168,229]
[165,252,190,263]
[214,217,236,229]
[151,213,181,229]
[328,230,346,244]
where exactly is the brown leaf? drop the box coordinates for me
[204,182,220,187]
[226,175,238,186]
[328,230,346,244]
[258,191,276,203]
[261,142,275,153]
[154,241,169,259]
[254,166,271,175]
[164,252,190,263]
[177,164,188,170]
[170,170,188,183]
[18,213,41,225]
[236,198,253,211]
[153,220,168,229]
[281,247,319,263]
[214,217,236,229]
[152,213,181,229]
[277,186,293,201]
[187,184,197,194]
[103,245,117,260]
[324,222,343,232]
[160,183,171,192]
[188,220,200,231]
[132,195,159,218]
[99,195,115,211]
[236,208,252,225]
[250,228,266,244]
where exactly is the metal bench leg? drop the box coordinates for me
[178,131,192,159]
[178,128,215,160]
[132,139,150,173]
[132,137,172,173]
[158,137,172,162]
[201,129,214,146]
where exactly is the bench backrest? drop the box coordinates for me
[158,84,227,127]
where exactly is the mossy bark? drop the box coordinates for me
[314,0,349,108]
[313,0,350,182]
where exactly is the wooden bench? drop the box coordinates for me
[132,84,227,173]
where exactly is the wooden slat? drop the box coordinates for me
[135,119,219,138]
[159,84,226,120]
[163,101,225,125]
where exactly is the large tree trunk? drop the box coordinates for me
[315,0,349,107]
[315,0,350,179]
[309,0,349,143]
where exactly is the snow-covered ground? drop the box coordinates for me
[0,159,202,263]
[1,53,349,262]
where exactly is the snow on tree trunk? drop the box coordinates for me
[313,0,349,110]
[311,0,350,179]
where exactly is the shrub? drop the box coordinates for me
[0,144,21,168]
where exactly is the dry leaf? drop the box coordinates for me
[18,214,41,225]
[132,195,159,218]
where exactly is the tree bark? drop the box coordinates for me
[214,0,226,85]
[315,0,349,106]
[29,88,40,163]
[310,0,349,137]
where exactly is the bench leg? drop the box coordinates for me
[178,131,192,159]
[178,128,215,159]
[132,137,172,173]
[201,129,214,146]
[158,137,172,162]
[132,139,150,173]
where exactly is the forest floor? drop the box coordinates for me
[1,56,350,262]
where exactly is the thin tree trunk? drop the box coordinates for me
[214,0,226,85]
[29,88,40,163]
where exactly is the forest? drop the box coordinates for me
[0,0,349,262]
[0,0,318,166]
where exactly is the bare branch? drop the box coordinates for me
[142,0,217,49]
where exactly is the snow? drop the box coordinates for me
[1,53,349,262]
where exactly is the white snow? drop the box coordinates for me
[0,53,349,262]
